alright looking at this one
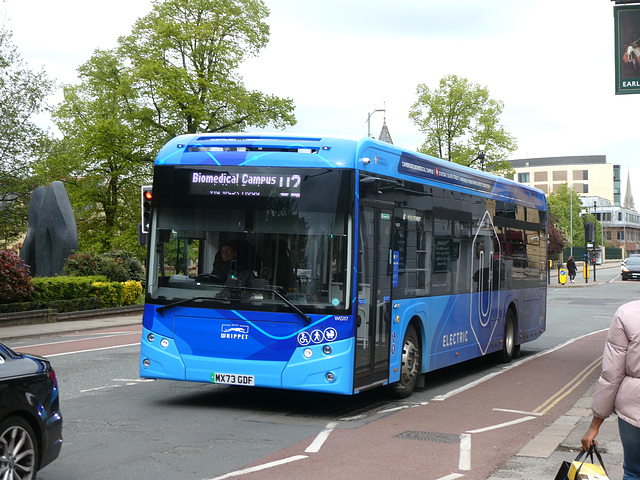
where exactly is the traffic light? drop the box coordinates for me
[584,222,595,243]
[141,186,152,233]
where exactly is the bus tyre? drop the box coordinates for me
[500,309,519,363]
[392,324,421,398]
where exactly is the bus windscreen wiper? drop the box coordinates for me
[155,289,311,324]
[259,287,312,324]
[222,286,312,324]
[156,296,229,317]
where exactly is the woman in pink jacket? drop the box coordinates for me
[582,300,640,480]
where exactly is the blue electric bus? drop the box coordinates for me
[140,134,547,397]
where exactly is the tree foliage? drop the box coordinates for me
[547,183,601,248]
[119,0,296,137]
[548,214,566,256]
[0,26,54,248]
[39,0,296,254]
[409,74,516,175]
[44,49,155,253]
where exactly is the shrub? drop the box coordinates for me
[64,250,145,282]
[104,250,145,282]
[121,281,144,306]
[90,282,122,308]
[63,252,108,277]
[32,276,107,302]
[0,250,34,304]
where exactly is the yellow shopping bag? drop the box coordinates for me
[568,461,608,479]
[568,444,609,480]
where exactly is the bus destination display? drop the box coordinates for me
[189,169,301,197]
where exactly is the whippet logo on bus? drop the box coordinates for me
[470,211,501,355]
[221,324,249,340]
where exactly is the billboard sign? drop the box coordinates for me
[615,4,640,94]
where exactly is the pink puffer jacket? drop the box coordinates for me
[591,299,640,428]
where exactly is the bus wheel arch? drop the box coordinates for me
[391,319,422,398]
[500,305,520,363]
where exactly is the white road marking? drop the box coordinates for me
[433,329,608,402]
[459,434,471,470]
[493,408,542,416]
[17,332,139,349]
[81,385,121,393]
[305,421,339,453]
[206,455,308,480]
[466,415,536,434]
[46,343,140,357]
[435,474,464,480]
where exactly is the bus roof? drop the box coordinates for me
[154,133,546,210]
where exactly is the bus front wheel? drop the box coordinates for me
[500,309,520,363]
[392,324,421,398]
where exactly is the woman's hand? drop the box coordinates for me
[581,416,604,451]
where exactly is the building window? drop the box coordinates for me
[573,170,588,180]
[518,172,530,183]
[553,170,567,181]
[534,171,547,181]
[618,230,625,241]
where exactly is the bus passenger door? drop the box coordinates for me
[355,203,393,391]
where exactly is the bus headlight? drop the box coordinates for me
[325,372,335,382]
[323,345,332,355]
[147,333,155,342]
[160,338,169,348]
[142,358,151,368]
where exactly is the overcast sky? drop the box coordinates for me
[3,0,640,204]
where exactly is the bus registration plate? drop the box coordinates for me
[212,373,255,386]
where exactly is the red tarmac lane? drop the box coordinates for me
[218,331,607,480]
[14,324,142,357]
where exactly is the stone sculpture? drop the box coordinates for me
[20,181,78,277]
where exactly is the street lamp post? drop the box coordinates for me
[593,201,597,281]
[570,185,573,257]
[366,108,385,138]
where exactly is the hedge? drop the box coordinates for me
[0,276,143,315]
[32,276,108,302]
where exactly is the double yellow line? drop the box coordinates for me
[533,355,603,415]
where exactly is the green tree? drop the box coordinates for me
[119,0,296,137]
[547,184,602,248]
[41,0,296,254]
[44,50,154,254]
[0,26,54,248]
[409,74,516,174]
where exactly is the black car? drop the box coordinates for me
[0,342,62,479]
[621,256,640,281]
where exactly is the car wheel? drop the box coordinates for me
[0,416,38,480]
[391,324,421,398]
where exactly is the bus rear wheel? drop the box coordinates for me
[392,324,421,398]
[500,309,519,363]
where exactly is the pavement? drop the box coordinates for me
[488,382,624,479]
[547,259,620,288]
[0,273,626,479]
